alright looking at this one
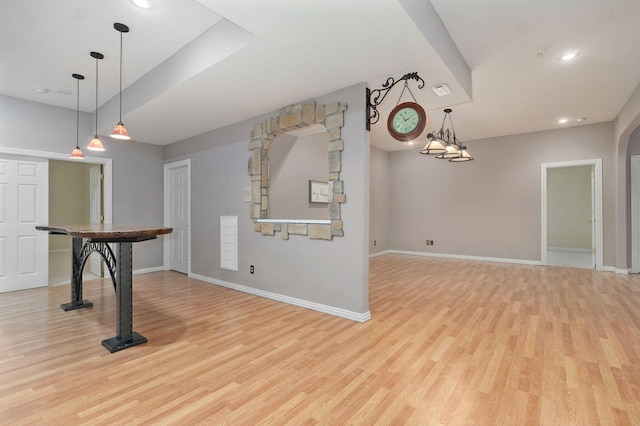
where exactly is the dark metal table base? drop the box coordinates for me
[62,236,153,352]
[61,300,93,311]
[102,332,148,353]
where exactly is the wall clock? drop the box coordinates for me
[387,101,427,142]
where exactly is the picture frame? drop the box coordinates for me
[309,180,329,203]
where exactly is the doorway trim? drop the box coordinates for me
[163,159,191,274]
[541,159,603,270]
[0,146,113,223]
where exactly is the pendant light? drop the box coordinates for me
[87,51,106,151]
[420,108,473,162]
[110,23,131,140]
[70,74,85,160]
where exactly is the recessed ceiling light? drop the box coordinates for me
[558,118,569,124]
[560,50,580,61]
[57,88,72,95]
[576,117,588,123]
[131,0,153,9]
[34,87,49,94]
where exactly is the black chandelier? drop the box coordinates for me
[420,108,473,162]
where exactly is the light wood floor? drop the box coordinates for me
[2,254,640,425]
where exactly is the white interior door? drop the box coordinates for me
[0,155,48,292]
[88,164,102,276]
[166,162,189,274]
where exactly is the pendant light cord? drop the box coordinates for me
[118,31,123,122]
[76,78,80,149]
[95,56,99,134]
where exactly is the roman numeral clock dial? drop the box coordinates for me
[387,101,427,142]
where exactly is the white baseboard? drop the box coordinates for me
[369,250,391,258]
[381,249,623,272]
[388,249,543,266]
[189,273,371,323]
[133,266,165,275]
[548,247,591,253]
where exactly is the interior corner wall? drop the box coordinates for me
[164,82,370,316]
[0,94,166,271]
[388,122,616,266]
[614,82,640,270]
[370,146,390,254]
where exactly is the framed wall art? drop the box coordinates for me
[309,180,329,203]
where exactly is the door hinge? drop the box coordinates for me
[100,214,104,222]
[592,248,596,254]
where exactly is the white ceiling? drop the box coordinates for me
[2,0,640,152]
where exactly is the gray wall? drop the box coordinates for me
[385,122,616,265]
[49,160,91,251]
[370,146,390,254]
[164,83,370,315]
[547,166,592,249]
[270,132,329,220]
[0,94,166,271]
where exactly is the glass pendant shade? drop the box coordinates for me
[435,144,460,159]
[420,137,446,155]
[87,136,105,151]
[449,148,473,162]
[111,122,130,140]
[70,147,85,159]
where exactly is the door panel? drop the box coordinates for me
[0,156,48,292]
[169,165,189,273]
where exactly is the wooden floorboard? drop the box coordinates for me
[1,254,640,424]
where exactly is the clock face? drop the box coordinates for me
[387,102,426,141]
[392,107,420,134]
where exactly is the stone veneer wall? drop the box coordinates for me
[248,101,347,240]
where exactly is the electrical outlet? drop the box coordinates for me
[426,240,430,246]
[374,240,377,246]
[431,240,434,246]
[250,265,254,274]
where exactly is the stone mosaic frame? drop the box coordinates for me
[248,101,347,240]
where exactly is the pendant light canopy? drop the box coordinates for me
[87,51,106,151]
[70,73,85,160]
[110,22,131,141]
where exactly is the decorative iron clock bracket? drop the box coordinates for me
[366,71,425,131]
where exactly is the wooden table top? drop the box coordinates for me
[36,224,173,240]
